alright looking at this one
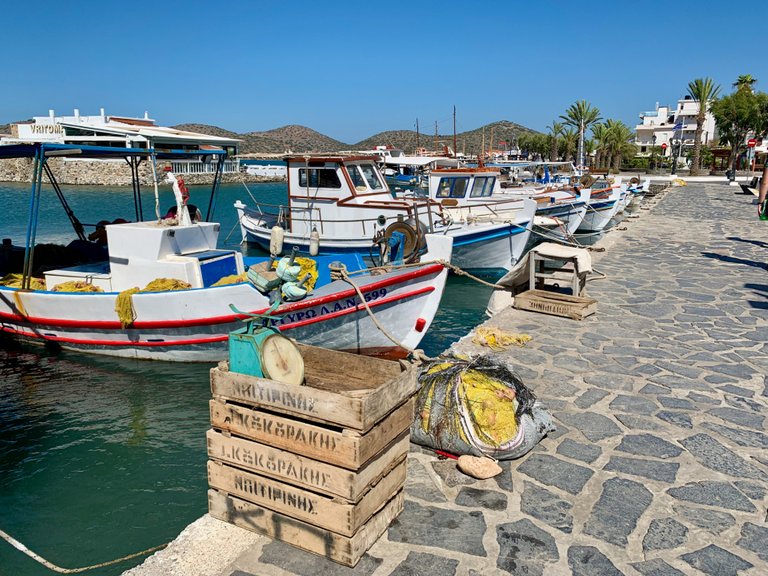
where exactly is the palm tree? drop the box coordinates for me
[560,100,601,170]
[687,77,721,175]
[591,123,609,169]
[604,120,635,171]
[733,74,757,93]
[560,128,578,162]
[547,121,563,161]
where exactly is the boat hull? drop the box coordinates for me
[0,241,451,362]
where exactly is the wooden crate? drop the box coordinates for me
[210,396,414,471]
[514,289,597,320]
[207,429,409,501]
[208,458,406,536]
[209,488,404,567]
[210,343,419,432]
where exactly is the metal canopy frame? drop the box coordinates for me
[8,143,228,289]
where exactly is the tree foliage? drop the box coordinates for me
[560,100,601,167]
[711,83,768,171]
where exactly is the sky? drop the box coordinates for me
[2,0,766,144]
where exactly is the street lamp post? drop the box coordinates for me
[671,139,678,176]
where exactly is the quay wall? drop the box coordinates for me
[0,158,282,186]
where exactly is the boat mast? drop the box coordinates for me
[453,106,457,157]
[416,118,420,153]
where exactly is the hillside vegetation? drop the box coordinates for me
[174,120,540,155]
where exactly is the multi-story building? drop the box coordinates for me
[634,96,717,159]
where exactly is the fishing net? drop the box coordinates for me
[411,354,555,460]
[472,327,531,351]
[0,274,46,291]
[52,281,104,293]
[212,273,248,286]
[114,279,192,328]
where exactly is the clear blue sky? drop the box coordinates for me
[2,0,766,143]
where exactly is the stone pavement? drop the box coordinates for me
[125,183,768,576]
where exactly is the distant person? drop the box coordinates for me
[759,162,768,220]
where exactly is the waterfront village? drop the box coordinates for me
[1,75,768,576]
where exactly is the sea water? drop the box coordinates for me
[0,181,492,575]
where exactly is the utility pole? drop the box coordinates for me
[416,118,420,152]
[434,121,438,151]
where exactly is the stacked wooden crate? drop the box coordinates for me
[207,343,419,567]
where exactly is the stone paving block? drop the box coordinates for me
[667,482,755,512]
[430,460,478,488]
[455,487,507,511]
[388,501,487,556]
[258,541,383,575]
[631,364,663,377]
[610,394,659,415]
[556,438,601,464]
[493,460,514,492]
[583,477,652,546]
[520,481,573,534]
[495,519,559,576]
[701,421,768,448]
[680,544,753,576]
[688,392,720,405]
[614,414,663,431]
[657,396,695,410]
[656,410,692,429]
[615,433,683,459]
[681,433,764,479]
[574,388,610,409]
[630,558,686,576]
[388,551,459,576]
[638,383,669,395]
[555,412,622,442]
[516,454,593,495]
[603,456,679,483]
[642,517,688,551]
[719,384,756,398]
[707,407,765,430]
[724,394,763,412]
[404,459,448,503]
[583,373,635,391]
[649,373,709,391]
[736,522,768,562]
[734,481,766,501]
[708,362,759,379]
[567,545,623,576]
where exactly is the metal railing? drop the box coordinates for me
[170,159,240,174]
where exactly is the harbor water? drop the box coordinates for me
[0,180,493,575]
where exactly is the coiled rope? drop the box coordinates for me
[0,527,166,573]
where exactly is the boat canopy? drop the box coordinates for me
[7,142,228,289]
[382,156,458,167]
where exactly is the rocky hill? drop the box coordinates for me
[172,120,540,155]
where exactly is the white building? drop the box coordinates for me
[2,108,241,174]
[634,96,717,158]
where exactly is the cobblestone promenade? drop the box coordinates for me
[126,183,768,576]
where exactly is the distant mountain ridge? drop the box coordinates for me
[173,120,540,155]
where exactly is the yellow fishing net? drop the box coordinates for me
[0,273,46,290]
[456,370,519,446]
[472,327,531,351]
[52,281,104,293]
[115,278,192,328]
[212,273,248,286]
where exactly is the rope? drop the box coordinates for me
[0,527,167,574]
[328,262,433,363]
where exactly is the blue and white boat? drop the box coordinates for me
[235,155,535,277]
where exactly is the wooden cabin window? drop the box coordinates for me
[298,168,342,189]
[360,163,385,190]
[469,176,495,198]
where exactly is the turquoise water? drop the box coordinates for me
[0,181,492,575]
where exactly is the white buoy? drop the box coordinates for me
[270,225,285,255]
[309,227,320,256]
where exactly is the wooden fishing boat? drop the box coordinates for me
[0,144,452,361]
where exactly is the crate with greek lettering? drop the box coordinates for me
[207,343,418,567]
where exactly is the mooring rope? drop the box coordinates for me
[0,527,167,574]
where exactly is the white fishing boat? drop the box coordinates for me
[0,144,452,362]
[576,178,623,232]
[236,155,535,277]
